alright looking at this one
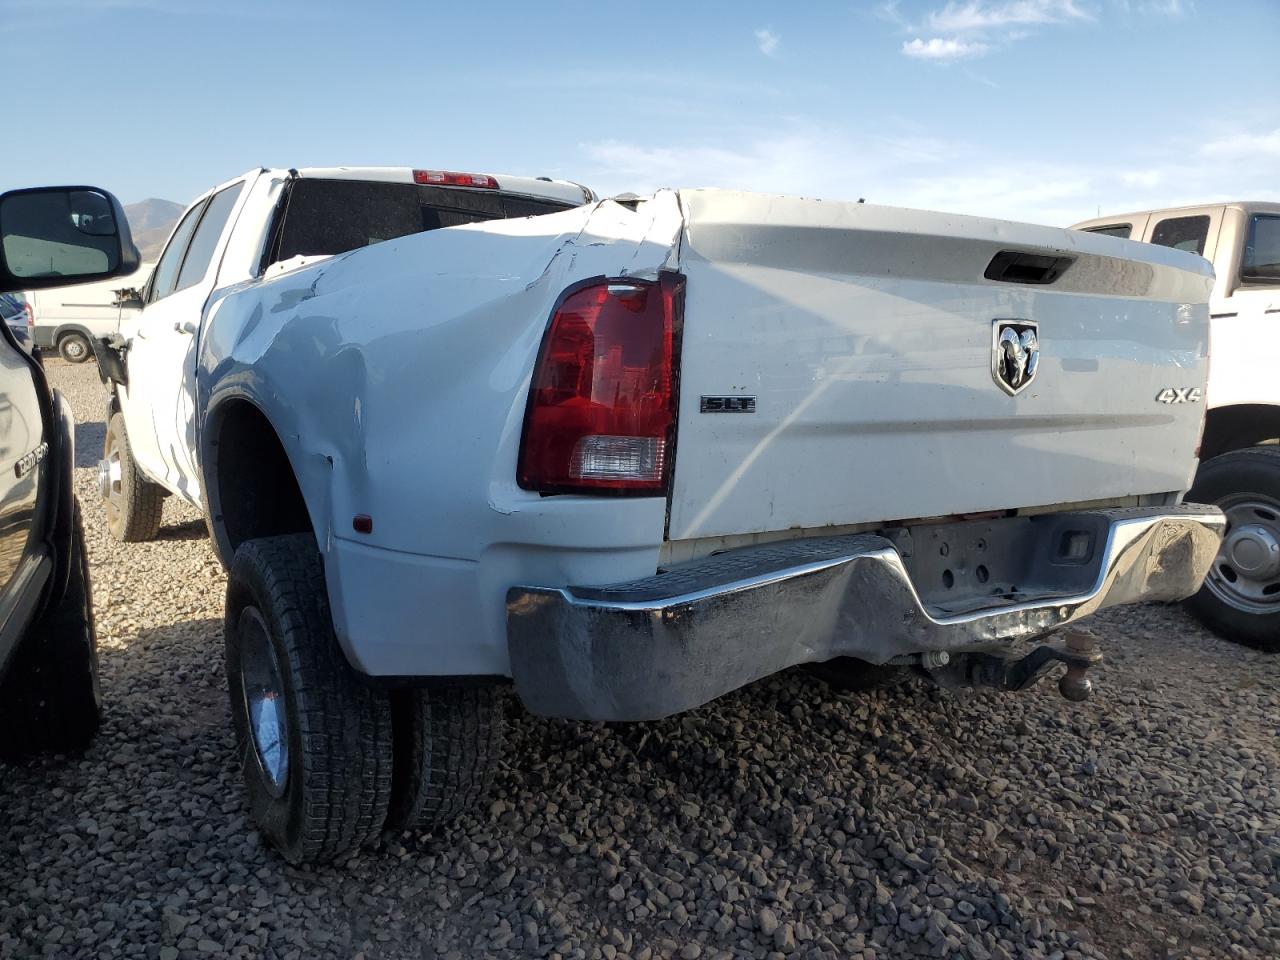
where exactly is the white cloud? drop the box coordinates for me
[577,117,1280,228]
[924,0,1091,32]
[897,0,1091,61]
[1112,0,1194,15]
[1200,129,1280,159]
[903,36,990,60]
[580,126,953,202]
[1121,169,1163,188]
[1141,0,1190,16]
[754,27,780,57]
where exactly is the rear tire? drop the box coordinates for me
[102,412,164,542]
[57,332,92,364]
[1184,447,1280,652]
[225,534,393,863]
[385,684,505,835]
[806,657,907,693]
[0,504,102,758]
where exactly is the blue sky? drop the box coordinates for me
[2,0,1277,225]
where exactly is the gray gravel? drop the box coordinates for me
[1,358,1277,960]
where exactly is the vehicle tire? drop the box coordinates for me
[805,656,907,693]
[57,332,92,364]
[384,684,505,835]
[0,504,101,758]
[224,534,393,863]
[102,412,164,542]
[1184,447,1280,652]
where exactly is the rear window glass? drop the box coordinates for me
[266,180,575,269]
[1242,214,1280,282]
[1084,223,1131,240]
[1150,215,1210,255]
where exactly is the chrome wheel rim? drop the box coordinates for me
[99,437,123,521]
[1205,496,1280,613]
[239,607,290,796]
[64,339,86,360]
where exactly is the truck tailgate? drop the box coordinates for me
[667,190,1214,542]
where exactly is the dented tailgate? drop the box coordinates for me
[666,190,1215,543]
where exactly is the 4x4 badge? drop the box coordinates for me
[1155,387,1202,404]
[992,319,1039,396]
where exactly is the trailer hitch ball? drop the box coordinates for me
[1058,629,1100,702]
[995,628,1104,699]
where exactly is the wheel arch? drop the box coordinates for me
[52,323,94,345]
[1200,404,1280,461]
[201,393,327,568]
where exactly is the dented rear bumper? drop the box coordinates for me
[506,505,1224,721]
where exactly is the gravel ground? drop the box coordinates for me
[1,359,1277,960]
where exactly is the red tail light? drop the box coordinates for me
[518,274,684,495]
[22,301,34,329]
[413,170,499,189]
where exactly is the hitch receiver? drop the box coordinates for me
[966,629,1104,701]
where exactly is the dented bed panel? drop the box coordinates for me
[195,193,684,675]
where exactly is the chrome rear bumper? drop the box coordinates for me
[506,505,1224,721]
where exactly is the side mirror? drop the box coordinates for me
[0,186,141,294]
[114,286,144,309]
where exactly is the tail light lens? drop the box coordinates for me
[518,273,684,495]
[22,302,34,329]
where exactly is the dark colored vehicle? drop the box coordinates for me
[0,186,139,756]
[0,291,33,351]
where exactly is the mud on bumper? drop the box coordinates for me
[506,506,1224,721]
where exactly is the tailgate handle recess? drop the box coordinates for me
[984,250,1075,285]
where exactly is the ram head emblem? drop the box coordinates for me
[992,320,1040,396]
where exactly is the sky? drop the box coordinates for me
[1,0,1277,226]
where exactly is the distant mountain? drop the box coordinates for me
[123,198,184,261]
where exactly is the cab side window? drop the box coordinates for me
[1241,215,1280,284]
[175,184,243,293]
[1150,215,1210,256]
[149,199,208,303]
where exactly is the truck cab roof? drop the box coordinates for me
[286,167,595,207]
[1073,200,1280,231]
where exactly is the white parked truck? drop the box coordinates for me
[96,166,1224,863]
[1073,203,1280,649]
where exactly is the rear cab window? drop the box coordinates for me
[262,179,576,272]
[1150,215,1211,255]
[1241,214,1280,284]
[1084,223,1132,240]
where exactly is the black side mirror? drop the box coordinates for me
[0,186,140,294]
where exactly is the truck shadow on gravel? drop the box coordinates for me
[74,419,104,469]
[153,518,211,542]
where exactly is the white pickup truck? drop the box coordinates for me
[95,166,1224,863]
[1073,203,1280,649]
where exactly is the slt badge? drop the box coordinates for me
[992,320,1039,396]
